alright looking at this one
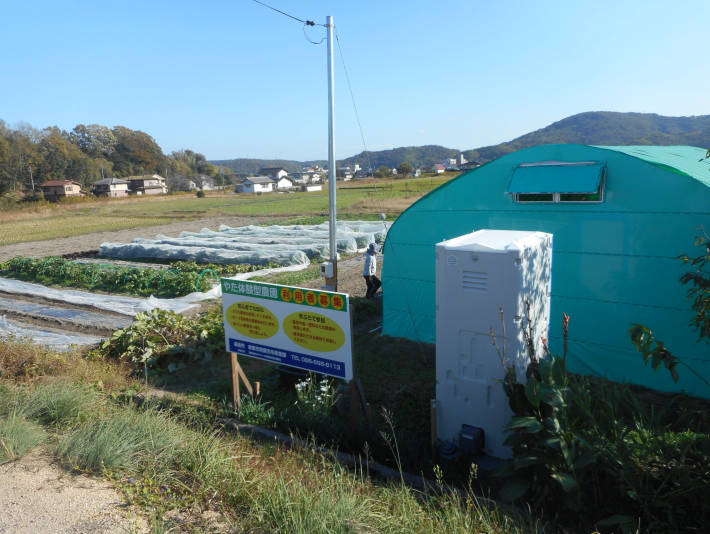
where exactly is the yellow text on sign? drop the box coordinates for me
[226,302,279,340]
[283,312,345,352]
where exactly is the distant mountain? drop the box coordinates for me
[462,112,710,162]
[211,146,457,174]
[337,145,460,170]
[210,158,312,175]
[210,112,710,172]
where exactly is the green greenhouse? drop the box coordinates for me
[382,145,710,398]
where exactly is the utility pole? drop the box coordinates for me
[28,165,34,192]
[323,14,338,291]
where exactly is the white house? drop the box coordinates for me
[257,168,289,180]
[275,176,294,189]
[432,164,446,174]
[237,176,275,193]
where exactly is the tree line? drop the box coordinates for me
[0,120,219,196]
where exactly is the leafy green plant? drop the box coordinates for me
[169,260,268,277]
[97,308,225,373]
[491,308,595,510]
[494,300,710,531]
[3,255,215,298]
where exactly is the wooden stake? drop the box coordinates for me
[236,362,253,396]
[232,352,242,412]
[255,381,261,397]
[231,352,255,412]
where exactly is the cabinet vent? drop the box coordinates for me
[463,271,487,293]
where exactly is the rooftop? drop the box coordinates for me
[40,180,81,187]
[245,176,275,184]
[92,178,130,185]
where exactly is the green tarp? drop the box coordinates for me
[382,144,710,399]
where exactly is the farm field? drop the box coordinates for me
[0,174,456,248]
[0,215,171,246]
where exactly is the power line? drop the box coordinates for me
[249,0,326,45]
[334,28,427,356]
[250,0,317,26]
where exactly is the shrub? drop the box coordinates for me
[196,190,205,198]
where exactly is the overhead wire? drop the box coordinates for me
[334,28,427,356]
[243,2,427,353]
[248,0,325,44]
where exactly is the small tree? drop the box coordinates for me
[397,162,414,176]
[374,166,390,179]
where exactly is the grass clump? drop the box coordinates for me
[0,414,45,464]
[24,382,102,427]
[57,402,180,472]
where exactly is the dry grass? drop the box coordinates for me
[347,194,426,213]
[0,191,234,224]
[0,339,136,391]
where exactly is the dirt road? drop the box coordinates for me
[0,452,147,534]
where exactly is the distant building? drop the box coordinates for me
[237,176,275,193]
[304,184,322,192]
[432,164,446,174]
[258,168,289,180]
[40,180,84,200]
[127,174,168,195]
[91,178,131,197]
[456,153,467,166]
[275,176,294,189]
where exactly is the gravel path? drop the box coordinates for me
[0,452,147,534]
[0,215,265,261]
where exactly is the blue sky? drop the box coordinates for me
[1,0,707,161]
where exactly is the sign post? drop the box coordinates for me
[222,279,354,389]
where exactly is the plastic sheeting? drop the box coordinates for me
[171,233,358,253]
[100,221,391,267]
[0,297,132,331]
[131,237,335,260]
[0,316,103,351]
[0,278,218,316]
[100,242,310,266]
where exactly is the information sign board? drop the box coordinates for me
[222,278,353,380]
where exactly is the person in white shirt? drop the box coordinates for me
[363,242,381,299]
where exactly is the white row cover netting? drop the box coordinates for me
[101,242,310,266]
[99,221,391,267]
[131,237,336,260]
[0,278,220,316]
[0,316,103,351]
